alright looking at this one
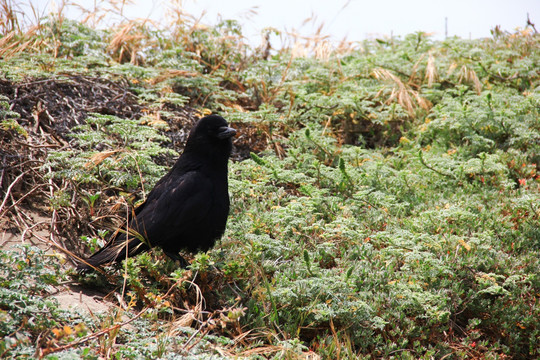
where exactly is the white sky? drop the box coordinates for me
[25,0,540,47]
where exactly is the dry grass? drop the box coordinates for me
[0,0,20,33]
[0,0,155,61]
[107,19,154,64]
[458,64,483,94]
[425,51,439,87]
[0,0,358,63]
[0,0,64,57]
[288,31,356,60]
[0,26,41,57]
[446,62,483,94]
[286,5,357,61]
[0,0,52,57]
[74,0,135,27]
[0,0,46,33]
[372,67,432,116]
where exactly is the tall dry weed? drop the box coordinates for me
[458,64,482,94]
[425,51,439,87]
[372,67,432,116]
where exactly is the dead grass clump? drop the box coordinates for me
[288,31,355,61]
[425,51,439,87]
[0,0,19,34]
[108,19,155,64]
[457,64,482,94]
[372,67,432,116]
[0,25,45,58]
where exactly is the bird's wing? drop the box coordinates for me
[78,170,212,270]
[131,169,172,217]
[132,170,213,247]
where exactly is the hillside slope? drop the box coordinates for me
[1,13,539,359]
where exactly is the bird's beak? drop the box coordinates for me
[217,126,237,139]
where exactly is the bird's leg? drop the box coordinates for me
[164,251,190,268]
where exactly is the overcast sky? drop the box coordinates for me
[27,0,539,47]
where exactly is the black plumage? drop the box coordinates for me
[77,115,236,271]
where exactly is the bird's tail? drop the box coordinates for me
[76,232,150,271]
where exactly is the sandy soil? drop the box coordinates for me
[1,210,113,315]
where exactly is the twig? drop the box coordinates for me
[418,150,455,178]
[128,152,146,200]
[182,317,213,353]
[478,61,519,82]
[0,171,27,215]
[21,220,50,245]
[46,165,61,247]
[9,194,31,233]
[527,13,537,33]
[0,183,49,217]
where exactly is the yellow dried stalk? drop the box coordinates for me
[458,65,482,94]
[84,150,119,169]
[425,51,439,87]
[409,53,426,85]
[0,25,42,58]
[169,279,205,334]
[108,20,154,64]
[372,68,432,116]
[447,62,458,76]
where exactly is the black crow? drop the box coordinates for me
[77,115,236,271]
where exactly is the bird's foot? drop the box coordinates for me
[164,251,190,268]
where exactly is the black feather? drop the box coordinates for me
[77,115,236,271]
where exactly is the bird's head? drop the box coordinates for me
[185,115,236,158]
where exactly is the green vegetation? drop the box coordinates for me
[0,3,539,359]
